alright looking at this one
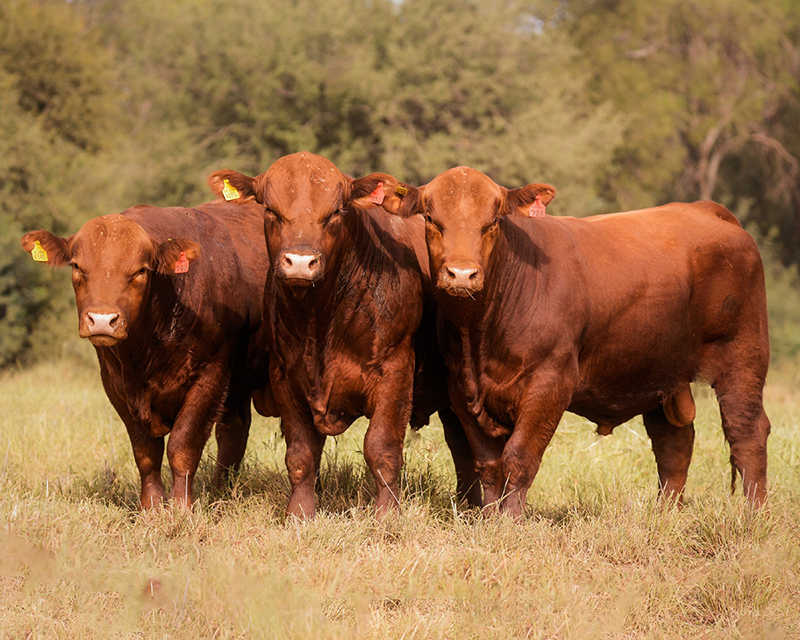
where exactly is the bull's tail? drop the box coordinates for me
[694,200,742,227]
[731,459,737,495]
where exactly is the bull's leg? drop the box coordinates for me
[213,398,252,488]
[498,413,560,519]
[713,374,770,506]
[643,406,695,504]
[363,416,407,518]
[439,407,481,507]
[101,376,167,510]
[364,361,415,518]
[447,386,505,513]
[125,421,167,510]
[283,414,327,519]
[496,370,574,519]
[167,419,215,509]
[166,367,226,508]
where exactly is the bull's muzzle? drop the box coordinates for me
[80,310,127,345]
[437,263,484,297]
[276,249,324,287]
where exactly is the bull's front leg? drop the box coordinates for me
[447,382,506,512]
[498,370,574,519]
[282,406,326,519]
[102,378,167,510]
[124,419,167,510]
[364,352,416,518]
[166,365,227,508]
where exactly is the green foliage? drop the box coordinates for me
[558,0,798,211]
[757,230,800,361]
[1,0,799,366]
[0,0,119,366]
[94,0,621,214]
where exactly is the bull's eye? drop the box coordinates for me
[424,213,443,233]
[264,208,282,224]
[482,219,499,234]
[132,267,148,282]
[71,264,83,282]
[323,209,342,226]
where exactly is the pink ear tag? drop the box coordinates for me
[368,182,385,205]
[529,195,546,217]
[174,251,190,274]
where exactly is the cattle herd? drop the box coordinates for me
[21,152,771,518]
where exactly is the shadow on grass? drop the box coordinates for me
[194,447,463,518]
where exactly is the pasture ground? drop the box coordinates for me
[1,358,798,639]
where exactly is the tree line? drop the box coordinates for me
[1,0,799,366]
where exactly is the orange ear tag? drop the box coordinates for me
[31,240,49,262]
[368,182,385,205]
[174,251,190,274]
[529,195,546,217]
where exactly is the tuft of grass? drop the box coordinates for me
[1,358,799,638]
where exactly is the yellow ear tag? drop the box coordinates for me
[222,179,240,201]
[31,240,48,262]
[395,186,408,196]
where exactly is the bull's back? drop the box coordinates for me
[123,202,267,318]
[568,202,761,339]
[540,203,766,400]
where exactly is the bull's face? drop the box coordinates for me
[209,153,402,296]
[210,154,349,293]
[21,215,200,346]
[389,167,556,298]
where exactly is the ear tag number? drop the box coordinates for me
[222,178,240,201]
[529,195,546,217]
[368,182,385,205]
[395,185,408,197]
[174,251,190,274]
[31,240,49,262]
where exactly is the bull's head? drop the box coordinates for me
[368,167,555,298]
[208,152,405,295]
[21,215,200,346]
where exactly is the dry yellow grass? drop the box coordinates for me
[1,358,798,639]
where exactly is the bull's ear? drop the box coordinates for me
[21,230,70,267]
[504,183,556,217]
[350,173,419,217]
[154,238,202,275]
[208,170,257,202]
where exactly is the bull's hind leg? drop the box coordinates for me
[713,373,770,505]
[643,407,695,504]
[213,399,252,488]
[439,407,482,507]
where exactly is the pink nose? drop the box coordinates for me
[279,251,322,281]
[439,263,484,294]
[86,312,120,335]
[445,266,480,286]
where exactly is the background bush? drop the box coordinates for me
[2,0,799,365]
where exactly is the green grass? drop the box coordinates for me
[1,359,799,639]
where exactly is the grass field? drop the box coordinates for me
[1,358,798,639]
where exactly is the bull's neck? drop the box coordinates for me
[438,223,541,415]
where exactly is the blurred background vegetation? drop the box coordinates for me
[1,0,799,367]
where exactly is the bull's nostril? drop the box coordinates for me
[446,268,456,280]
[308,258,318,268]
[282,255,294,268]
[469,271,478,280]
[109,314,120,326]
[87,315,95,326]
